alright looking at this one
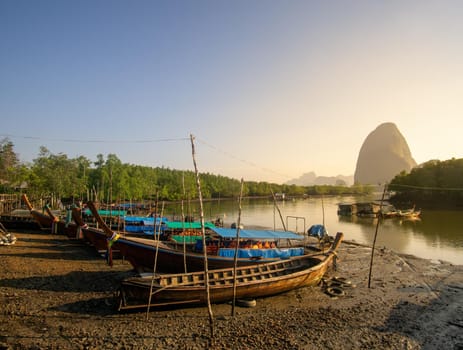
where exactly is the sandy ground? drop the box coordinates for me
[0,230,462,350]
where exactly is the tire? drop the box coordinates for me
[325,286,345,297]
[235,298,257,308]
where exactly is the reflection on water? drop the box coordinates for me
[173,196,462,265]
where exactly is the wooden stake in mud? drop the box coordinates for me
[181,172,187,273]
[152,202,165,275]
[190,134,214,338]
[368,183,388,288]
[146,200,164,319]
[271,189,287,231]
[231,178,245,317]
[321,195,325,227]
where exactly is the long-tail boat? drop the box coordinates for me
[85,201,310,274]
[21,194,82,238]
[21,194,58,230]
[118,231,343,310]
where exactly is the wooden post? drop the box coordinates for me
[231,178,244,317]
[146,201,165,319]
[181,172,187,273]
[321,195,325,227]
[271,189,287,231]
[153,202,164,273]
[368,183,388,288]
[190,134,214,339]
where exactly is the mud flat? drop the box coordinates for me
[0,231,462,349]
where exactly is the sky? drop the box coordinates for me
[1,1,462,184]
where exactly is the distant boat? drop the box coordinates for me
[379,204,421,220]
[379,204,399,218]
[118,232,343,311]
[397,206,421,220]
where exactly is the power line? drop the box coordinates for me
[3,133,294,181]
[195,137,293,180]
[0,134,189,144]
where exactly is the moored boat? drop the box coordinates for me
[21,194,58,230]
[397,207,421,220]
[118,231,343,311]
[85,201,309,274]
[22,194,82,238]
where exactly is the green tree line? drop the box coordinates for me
[0,138,371,202]
[389,158,463,208]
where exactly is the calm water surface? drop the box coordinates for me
[174,196,462,265]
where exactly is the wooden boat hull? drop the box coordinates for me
[83,201,293,273]
[80,226,111,252]
[55,220,80,238]
[0,215,41,230]
[21,194,83,238]
[113,235,284,274]
[118,232,343,310]
[28,209,56,230]
[22,194,59,230]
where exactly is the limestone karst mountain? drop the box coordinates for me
[354,122,417,185]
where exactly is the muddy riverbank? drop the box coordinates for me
[1,231,462,349]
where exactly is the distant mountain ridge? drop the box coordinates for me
[286,172,354,186]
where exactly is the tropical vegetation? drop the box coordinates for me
[389,158,463,208]
[0,138,371,203]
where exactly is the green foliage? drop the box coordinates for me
[2,141,372,201]
[27,147,89,198]
[0,138,23,192]
[305,184,373,196]
[389,158,463,208]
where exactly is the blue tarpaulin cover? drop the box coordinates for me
[124,225,156,233]
[210,227,304,240]
[218,247,304,259]
[123,216,167,225]
[308,224,328,239]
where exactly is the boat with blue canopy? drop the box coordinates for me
[83,201,325,274]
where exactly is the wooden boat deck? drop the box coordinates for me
[118,232,342,311]
[148,258,311,288]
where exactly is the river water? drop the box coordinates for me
[176,196,463,265]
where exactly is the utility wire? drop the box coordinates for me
[0,133,189,144]
[4,132,294,181]
[195,137,292,180]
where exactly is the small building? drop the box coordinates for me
[337,202,381,217]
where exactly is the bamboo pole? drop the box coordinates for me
[231,178,244,317]
[368,183,388,288]
[153,201,164,273]
[181,172,187,273]
[271,189,287,231]
[190,134,214,339]
[321,195,325,227]
[146,201,165,318]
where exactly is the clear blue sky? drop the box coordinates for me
[1,1,462,183]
